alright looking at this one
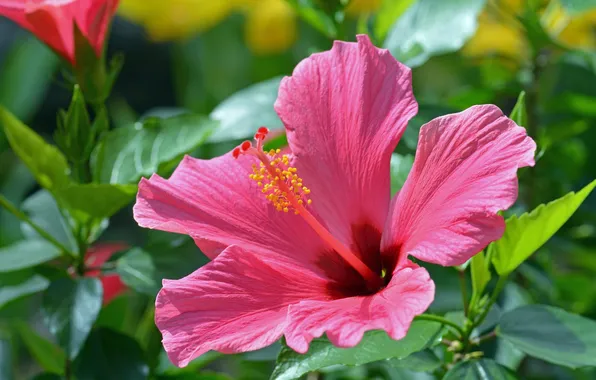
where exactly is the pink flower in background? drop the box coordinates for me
[0,0,119,65]
[134,35,536,367]
[85,242,127,305]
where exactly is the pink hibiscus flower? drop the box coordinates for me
[0,0,119,66]
[134,35,536,367]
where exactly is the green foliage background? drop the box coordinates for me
[2,0,596,379]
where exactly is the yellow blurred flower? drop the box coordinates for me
[244,0,297,54]
[463,0,596,63]
[118,0,381,54]
[118,0,235,41]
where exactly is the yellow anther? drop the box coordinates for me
[276,149,281,153]
[257,182,262,187]
[283,207,289,213]
[307,199,312,205]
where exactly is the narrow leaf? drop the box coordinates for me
[510,91,527,128]
[14,321,66,375]
[0,272,49,309]
[489,180,596,275]
[0,240,61,272]
[470,251,491,303]
[0,107,71,191]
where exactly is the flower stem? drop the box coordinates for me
[458,269,469,317]
[0,194,75,257]
[415,314,466,338]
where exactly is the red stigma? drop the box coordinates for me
[232,147,241,159]
[241,140,252,151]
[257,126,269,135]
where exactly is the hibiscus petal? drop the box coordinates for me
[156,245,329,367]
[284,261,434,353]
[24,3,74,63]
[275,34,418,247]
[382,105,536,267]
[134,154,326,262]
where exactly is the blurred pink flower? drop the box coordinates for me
[0,0,119,65]
[134,35,536,367]
[85,242,127,305]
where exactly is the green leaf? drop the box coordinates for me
[0,271,49,309]
[116,248,157,295]
[285,0,337,38]
[0,337,12,380]
[470,251,491,304]
[14,321,66,375]
[0,107,71,192]
[0,36,59,122]
[0,240,61,272]
[116,239,209,296]
[383,0,486,68]
[55,183,137,221]
[509,92,527,128]
[21,191,78,254]
[374,0,417,42]
[390,153,414,194]
[74,327,149,380]
[31,373,65,380]
[42,277,103,359]
[489,180,596,275]
[498,305,596,368]
[93,114,216,184]
[386,349,441,372]
[209,77,283,143]
[443,359,517,379]
[560,0,596,14]
[271,321,443,380]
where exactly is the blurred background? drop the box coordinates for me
[2,0,596,379]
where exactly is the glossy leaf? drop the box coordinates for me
[56,183,137,221]
[470,251,491,303]
[390,153,414,194]
[21,191,78,254]
[443,359,517,379]
[489,179,596,275]
[0,271,49,309]
[74,328,149,380]
[387,349,441,372]
[0,240,61,272]
[0,107,71,191]
[498,305,596,368]
[93,114,216,184]
[209,77,283,143]
[42,278,103,359]
[14,321,65,375]
[383,0,485,67]
[271,321,443,380]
